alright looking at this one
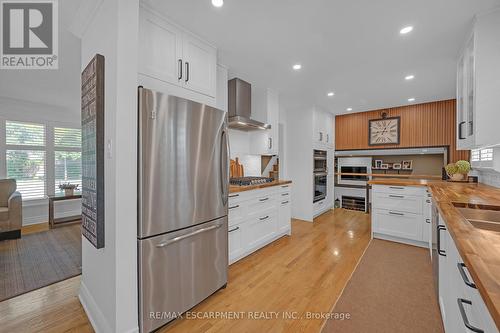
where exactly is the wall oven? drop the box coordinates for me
[314,172,327,203]
[337,157,372,185]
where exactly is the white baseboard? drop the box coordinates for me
[79,281,113,333]
[373,233,429,249]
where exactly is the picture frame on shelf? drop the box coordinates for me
[393,163,402,170]
[374,160,383,169]
[402,160,413,170]
[380,163,389,169]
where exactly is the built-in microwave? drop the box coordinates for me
[314,150,327,173]
[337,157,372,185]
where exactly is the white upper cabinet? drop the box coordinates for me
[250,89,280,155]
[215,64,228,111]
[182,34,217,97]
[138,7,217,99]
[457,9,500,149]
[139,9,183,86]
[313,108,333,148]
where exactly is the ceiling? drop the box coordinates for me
[0,0,82,112]
[144,0,500,114]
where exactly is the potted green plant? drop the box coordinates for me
[445,160,471,182]
[59,182,79,196]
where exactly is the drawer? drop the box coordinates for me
[247,194,277,216]
[228,224,245,264]
[279,184,292,193]
[372,209,422,241]
[244,211,277,251]
[278,191,291,200]
[373,193,422,214]
[372,185,427,197]
[228,201,247,227]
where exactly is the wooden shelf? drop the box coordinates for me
[335,172,442,179]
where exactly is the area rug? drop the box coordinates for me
[322,239,444,333]
[0,224,81,301]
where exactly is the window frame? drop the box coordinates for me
[471,148,494,169]
[0,117,81,201]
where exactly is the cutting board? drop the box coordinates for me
[230,158,244,178]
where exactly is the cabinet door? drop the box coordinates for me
[465,35,475,140]
[324,113,333,148]
[267,90,279,155]
[182,33,217,97]
[278,198,291,234]
[139,10,183,86]
[457,53,467,148]
[228,225,245,264]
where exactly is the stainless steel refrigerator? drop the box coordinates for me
[137,88,229,333]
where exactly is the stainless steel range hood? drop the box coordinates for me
[228,78,271,131]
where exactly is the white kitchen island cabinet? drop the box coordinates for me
[228,183,292,264]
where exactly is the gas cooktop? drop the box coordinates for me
[230,177,274,186]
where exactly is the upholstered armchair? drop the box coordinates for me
[0,179,22,240]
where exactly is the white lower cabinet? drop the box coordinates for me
[372,185,429,247]
[228,184,292,264]
[439,215,499,333]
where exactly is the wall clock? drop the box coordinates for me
[369,116,400,145]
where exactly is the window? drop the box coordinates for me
[54,127,82,191]
[5,121,46,199]
[1,120,82,200]
[471,148,494,168]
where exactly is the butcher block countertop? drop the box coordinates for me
[370,178,500,329]
[229,180,292,194]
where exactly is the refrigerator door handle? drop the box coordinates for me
[155,223,223,248]
[221,127,230,206]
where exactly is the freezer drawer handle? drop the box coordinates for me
[389,211,404,216]
[389,194,404,198]
[457,298,484,333]
[155,223,223,248]
[228,227,239,233]
[458,263,477,289]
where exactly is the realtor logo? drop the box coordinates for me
[1,0,58,69]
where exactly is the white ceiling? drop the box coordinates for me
[0,0,81,112]
[144,0,500,114]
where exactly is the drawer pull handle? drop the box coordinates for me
[281,201,289,204]
[259,215,270,221]
[389,211,404,216]
[457,298,484,333]
[437,225,447,257]
[156,223,222,248]
[389,186,405,190]
[259,197,269,202]
[389,195,404,198]
[457,263,477,289]
[229,194,239,198]
[229,205,239,210]
[425,218,431,224]
[281,185,289,188]
[281,193,289,196]
[426,199,431,203]
[228,227,239,233]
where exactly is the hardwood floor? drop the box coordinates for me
[0,208,371,333]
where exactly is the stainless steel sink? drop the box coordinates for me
[452,202,500,233]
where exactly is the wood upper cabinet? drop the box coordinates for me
[138,7,217,98]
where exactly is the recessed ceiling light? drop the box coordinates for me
[292,64,302,70]
[346,107,353,111]
[327,92,334,97]
[211,0,223,7]
[405,74,415,80]
[408,97,416,102]
[400,26,413,34]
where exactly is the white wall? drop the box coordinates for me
[79,0,139,332]
[0,97,82,225]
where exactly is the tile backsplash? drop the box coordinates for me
[471,169,500,188]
